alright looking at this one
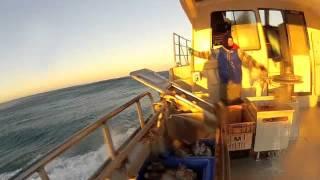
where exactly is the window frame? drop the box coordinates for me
[258,8,286,60]
[283,10,310,50]
[211,9,261,51]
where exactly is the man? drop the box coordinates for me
[190,34,268,105]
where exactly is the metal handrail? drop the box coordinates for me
[10,92,155,180]
[173,33,191,67]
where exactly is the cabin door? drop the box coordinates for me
[259,10,311,95]
[284,11,312,95]
[311,33,320,96]
[259,9,287,92]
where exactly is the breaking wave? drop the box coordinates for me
[0,126,139,180]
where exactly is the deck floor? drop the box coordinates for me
[230,106,320,180]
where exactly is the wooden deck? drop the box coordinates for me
[230,106,320,180]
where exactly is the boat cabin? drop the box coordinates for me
[9,1,320,180]
[171,0,320,107]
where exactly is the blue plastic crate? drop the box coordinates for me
[137,157,215,180]
[161,139,215,158]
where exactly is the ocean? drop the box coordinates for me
[0,72,167,180]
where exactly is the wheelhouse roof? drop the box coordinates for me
[180,0,320,30]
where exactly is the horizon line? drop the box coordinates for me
[0,70,168,106]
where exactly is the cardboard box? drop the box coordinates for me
[224,104,256,151]
[226,132,253,151]
[227,105,243,124]
[224,122,255,151]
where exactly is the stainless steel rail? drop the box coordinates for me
[9,92,155,180]
[173,33,191,67]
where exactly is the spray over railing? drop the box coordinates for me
[9,92,159,180]
[173,33,191,67]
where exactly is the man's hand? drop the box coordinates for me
[188,48,194,56]
[260,66,268,82]
[260,66,270,92]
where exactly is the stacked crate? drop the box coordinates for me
[224,105,256,151]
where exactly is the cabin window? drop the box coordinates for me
[259,9,285,60]
[284,11,310,54]
[233,11,257,25]
[260,10,284,27]
[211,10,260,50]
[259,9,310,60]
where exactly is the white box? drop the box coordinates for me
[245,96,294,152]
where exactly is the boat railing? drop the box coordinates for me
[173,33,191,67]
[9,92,157,180]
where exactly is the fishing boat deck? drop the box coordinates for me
[230,106,320,180]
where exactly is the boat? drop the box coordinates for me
[9,0,320,179]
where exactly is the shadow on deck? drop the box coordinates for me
[231,107,320,180]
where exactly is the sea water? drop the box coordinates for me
[0,72,166,180]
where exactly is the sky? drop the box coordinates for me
[0,0,191,103]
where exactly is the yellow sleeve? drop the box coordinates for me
[237,49,261,70]
[237,49,269,82]
[189,48,210,60]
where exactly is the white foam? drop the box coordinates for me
[0,145,106,180]
[0,125,139,180]
[0,170,21,180]
[43,145,107,180]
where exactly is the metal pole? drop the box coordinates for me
[178,35,181,66]
[186,39,189,65]
[37,167,49,180]
[147,93,154,104]
[102,124,116,160]
[147,94,155,114]
[173,33,177,66]
[136,101,145,128]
